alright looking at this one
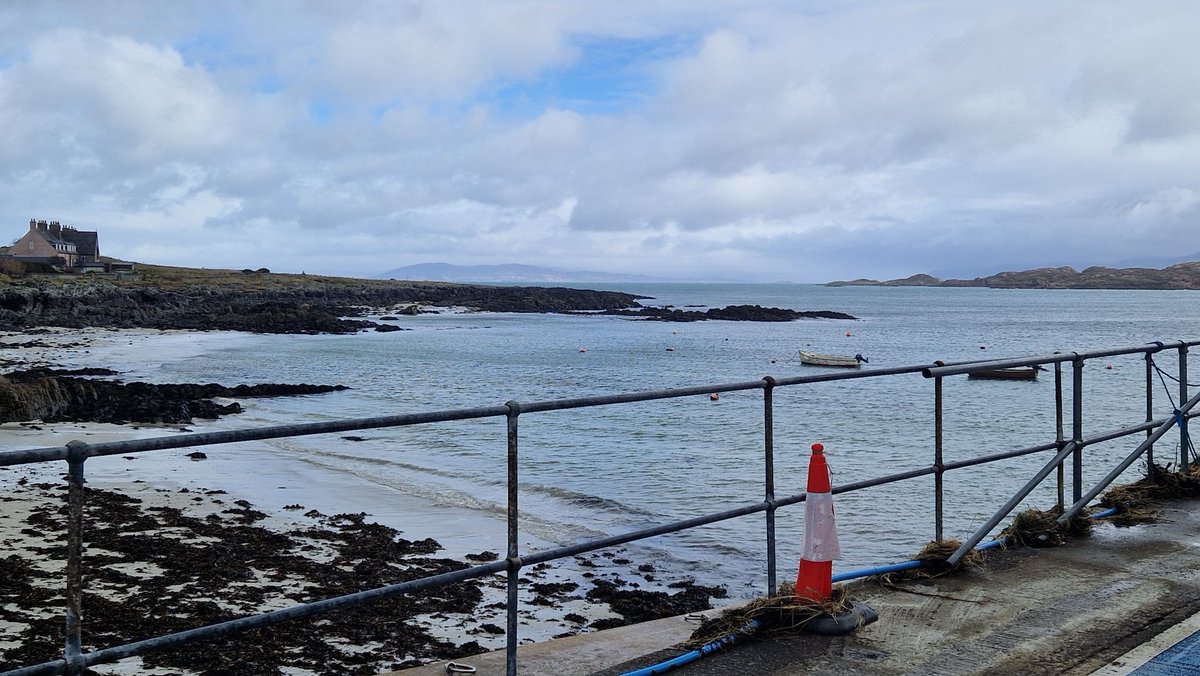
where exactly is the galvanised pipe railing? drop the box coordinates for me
[2,340,1199,676]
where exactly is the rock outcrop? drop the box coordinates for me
[0,368,348,424]
[601,304,856,322]
[0,276,645,334]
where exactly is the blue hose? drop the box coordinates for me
[619,508,1121,675]
[618,619,760,676]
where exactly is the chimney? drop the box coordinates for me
[49,221,61,235]
[36,220,48,231]
[28,218,35,231]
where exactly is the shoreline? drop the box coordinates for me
[0,327,726,673]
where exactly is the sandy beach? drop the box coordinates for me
[0,328,722,674]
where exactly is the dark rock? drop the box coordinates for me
[0,370,348,424]
[0,277,645,334]
[585,578,727,626]
[186,452,207,460]
[602,304,856,322]
[465,550,500,562]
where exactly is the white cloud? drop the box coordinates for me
[1,2,1200,281]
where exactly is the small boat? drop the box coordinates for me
[799,351,868,368]
[968,366,1042,381]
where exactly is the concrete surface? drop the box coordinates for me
[391,501,1200,675]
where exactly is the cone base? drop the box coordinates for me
[795,559,833,603]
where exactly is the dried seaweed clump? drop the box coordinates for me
[1100,463,1200,526]
[1000,506,1092,547]
[684,586,855,648]
[872,539,984,585]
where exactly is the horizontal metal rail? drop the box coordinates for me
[2,339,1197,676]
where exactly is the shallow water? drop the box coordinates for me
[4,285,1198,599]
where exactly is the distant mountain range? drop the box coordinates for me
[828,261,1200,289]
[376,263,673,284]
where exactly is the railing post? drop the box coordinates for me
[1146,352,1155,469]
[762,377,777,594]
[1072,356,1084,504]
[504,401,521,676]
[1181,345,1190,473]
[1055,359,1065,510]
[934,371,944,541]
[65,440,88,676]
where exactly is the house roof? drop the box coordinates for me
[61,229,98,256]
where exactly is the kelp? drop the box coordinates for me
[684,585,858,647]
[1100,462,1200,526]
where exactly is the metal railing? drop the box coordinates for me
[2,339,1198,676]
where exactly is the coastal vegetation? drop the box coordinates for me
[827,261,1200,289]
[0,263,857,333]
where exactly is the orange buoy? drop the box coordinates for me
[845,330,853,337]
[579,347,587,353]
[709,393,719,401]
[1106,363,1114,369]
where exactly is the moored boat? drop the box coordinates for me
[799,351,868,368]
[968,366,1041,380]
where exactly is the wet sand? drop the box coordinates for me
[0,328,724,674]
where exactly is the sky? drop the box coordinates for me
[1,1,1198,283]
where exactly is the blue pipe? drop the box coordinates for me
[831,559,922,582]
[619,619,760,676]
[619,508,1121,675]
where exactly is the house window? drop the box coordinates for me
[28,242,33,251]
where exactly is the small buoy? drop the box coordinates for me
[845,330,853,337]
[665,347,675,352]
[579,347,587,353]
[709,393,719,401]
[980,346,987,350]
[1106,363,1114,370]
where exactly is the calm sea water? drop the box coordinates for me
[59,285,1200,597]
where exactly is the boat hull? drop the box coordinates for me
[799,351,862,368]
[968,367,1039,380]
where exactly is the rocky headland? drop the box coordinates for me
[0,264,855,333]
[827,261,1200,289]
[0,265,646,335]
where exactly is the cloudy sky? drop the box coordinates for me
[1,2,1198,282]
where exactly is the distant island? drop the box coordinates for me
[828,262,1200,290]
[378,262,673,284]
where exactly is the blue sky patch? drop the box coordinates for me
[487,33,695,117]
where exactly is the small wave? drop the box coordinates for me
[525,484,659,517]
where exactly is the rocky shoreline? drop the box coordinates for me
[0,367,348,425]
[0,265,857,334]
[0,478,724,675]
[0,329,731,674]
[0,275,645,335]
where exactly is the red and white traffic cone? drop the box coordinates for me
[795,442,840,603]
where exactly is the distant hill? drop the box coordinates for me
[827,262,1200,290]
[376,262,670,284]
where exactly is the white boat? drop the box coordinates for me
[799,351,868,368]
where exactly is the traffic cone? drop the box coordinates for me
[795,442,840,603]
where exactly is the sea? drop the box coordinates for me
[5,283,1200,601]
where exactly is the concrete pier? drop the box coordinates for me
[395,500,1200,675]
